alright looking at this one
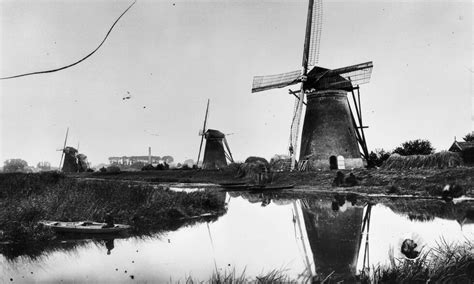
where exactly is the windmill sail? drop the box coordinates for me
[252,70,302,93]
[306,61,373,91]
[305,0,323,69]
[59,127,69,169]
[331,61,373,86]
[197,99,210,166]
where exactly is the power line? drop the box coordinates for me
[0,1,136,80]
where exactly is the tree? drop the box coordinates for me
[161,156,174,164]
[392,139,434,156]
[462,132,474,142]
[367,149,391,167]
[4,159,28,173]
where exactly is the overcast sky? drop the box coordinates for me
[1,0,472,167]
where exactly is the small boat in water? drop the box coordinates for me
[220,183,294,191]
[39,221,131,234]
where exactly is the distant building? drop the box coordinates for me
[449,138,474,163]
[448,140,474,152]
[108,156,161,166]
[37,161,51,171]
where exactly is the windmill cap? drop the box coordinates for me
[205,129,225,138]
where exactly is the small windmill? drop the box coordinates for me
[196,99,234,169]
[252,0,373,170]
[56,127,80,172]
[57,127,69,169]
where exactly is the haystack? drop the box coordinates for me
[382,151,462,170]
[237,156,271,183]
[270,154,291,172]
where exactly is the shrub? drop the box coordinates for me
[106,166,121,173]
[141,164,155,171]
[393,139,435,156]
[3,159,28,173]
[462,132,474,142]
[367,149,391,167]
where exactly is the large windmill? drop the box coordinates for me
[196,99,234,169]
[252,0,373,170]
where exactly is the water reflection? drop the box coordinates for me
[1,191,473,283]
[300,197,364,281]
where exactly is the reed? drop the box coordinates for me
[184,268,299,284]
[0,172,226,244]
[361,239,473,283]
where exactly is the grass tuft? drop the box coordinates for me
[361,239,473,283]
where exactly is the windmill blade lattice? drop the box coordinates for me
[252,70,302,93]
[331,61,373,86]
[196,99,210,166]
[306,61,373,91]
[58,127,69,169]
[307,0,323,68]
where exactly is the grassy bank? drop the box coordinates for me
[0,172,226,245]
[362,239,473,283]
[81,166,474,198]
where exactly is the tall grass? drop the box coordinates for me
[382,151,462,170]
[184,268,301,284]
[0,172,226,244]
[361,239,473,283]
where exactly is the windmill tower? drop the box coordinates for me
[196,99,234,169]
[252,0,373,170]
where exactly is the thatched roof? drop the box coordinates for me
[449,141,474,152]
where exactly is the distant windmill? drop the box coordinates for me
[57,127,69,169]
[56,128,83,172]
[252,0,373,170]
[196,99,234,169]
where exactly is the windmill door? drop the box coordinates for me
[337,156,345,170]
[329,156,338,170]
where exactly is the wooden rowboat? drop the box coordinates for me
[220,183,294,191]
[39,221,131,234]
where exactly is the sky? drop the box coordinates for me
[0,0,472,167]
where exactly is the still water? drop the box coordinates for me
[1,190,473,283]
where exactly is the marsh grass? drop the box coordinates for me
[361,238,473,283]
[184,267,302,284]
[0,172,226,244]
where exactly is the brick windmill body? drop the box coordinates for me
[252,0,373,170]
